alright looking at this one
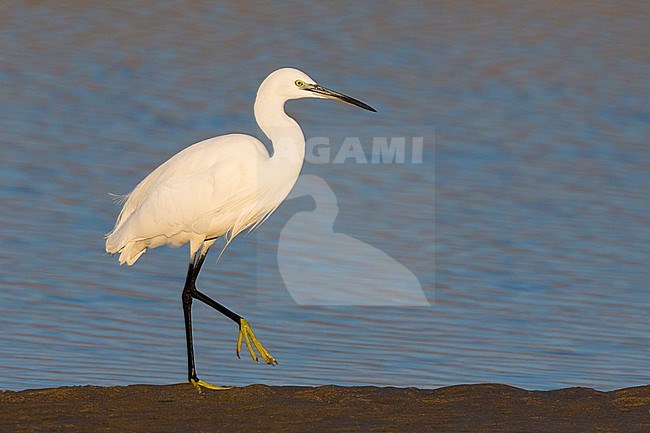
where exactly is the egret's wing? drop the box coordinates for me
[109,134,268,233]
[105,134,271,263]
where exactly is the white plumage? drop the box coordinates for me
[104,67,375,390]
[106,134,278,265]
[107,70,308,264]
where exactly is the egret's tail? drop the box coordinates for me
[105,229,147,266]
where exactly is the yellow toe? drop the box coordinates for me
[190,378,231,393]
[237,318,278,365]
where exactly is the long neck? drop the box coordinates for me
[254,93,306,165]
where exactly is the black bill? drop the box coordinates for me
[305,84,377,112]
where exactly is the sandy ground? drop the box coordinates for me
[0,383,648,432]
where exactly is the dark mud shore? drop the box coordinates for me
[1,383,648,432]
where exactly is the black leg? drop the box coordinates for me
[182,245,244,384]
[190,246,243,324]
[182,253,199,383]
[191,288,242,324]
[182,243,276,389]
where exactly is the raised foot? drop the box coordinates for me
[190,378,231,393]
[237,318,278,365]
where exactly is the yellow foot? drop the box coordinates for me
[190,378,231,393]
[236,318,278,365]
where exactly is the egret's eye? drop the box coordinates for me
[295,80,304,88]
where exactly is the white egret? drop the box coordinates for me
[105,67,375,391]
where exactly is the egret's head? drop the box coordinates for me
[257,67,376,112]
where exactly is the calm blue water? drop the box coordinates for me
[0,2,648,391]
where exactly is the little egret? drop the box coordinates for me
[105,67,376,391]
